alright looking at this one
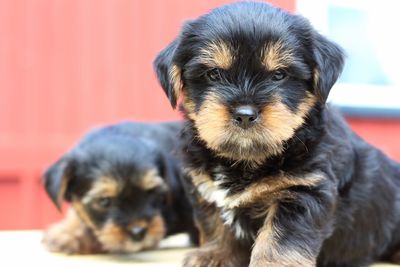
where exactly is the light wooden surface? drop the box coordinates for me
[0,231,398,266]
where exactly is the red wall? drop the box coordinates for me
[0,0,295,229]
[1,0,399,230]
[347,118,400,161]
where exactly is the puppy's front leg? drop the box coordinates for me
[183,209,250,267]
[181,180,250,267]
[250,188,336,267]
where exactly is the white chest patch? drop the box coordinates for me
[196,179,229,207]
[195,173,249,239]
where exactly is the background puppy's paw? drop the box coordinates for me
[42,219,102,254]
[42,225,83,254]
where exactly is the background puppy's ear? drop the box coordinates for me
[312,32,345,103]
[153,38,182,109]
[43,156,76,211]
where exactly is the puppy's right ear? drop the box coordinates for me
[43,157,76,211]
[153,38,182,109]
[312,32,345,103]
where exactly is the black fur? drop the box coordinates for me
[154,2,400,266]
[154,39,181,109]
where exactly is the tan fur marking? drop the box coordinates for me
[313,69,320,89]
[262,41,294,70]
[56,174,69,207]
[188,169,213,188]
[82,176,120,204]
[127,219,148,229]
[254,203,279,250]
[191,92,316,163]
[313,68,326,102]
[139,169,167,191]
[188,167,323,210]
[260,92,316,152]
[72,199,97,230]
[250,203,315,267]
[97,220,137,252]
[98,221,125,244]
[226,172,323,209]
[193,92,272,163]
[170,64,181,103]
[194,93,231,151]
[144,215,166,249]
[200,41,234,69]
[97,215,165,253]
[181,92,197,120]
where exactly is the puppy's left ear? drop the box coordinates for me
[153,38,182,109]
[312,32,345,102]
[43,156,76,211]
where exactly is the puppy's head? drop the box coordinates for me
[43,135,174,253]
[154,2,344,163]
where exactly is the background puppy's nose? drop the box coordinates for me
[233,105,259,129]
[129,227,147,241]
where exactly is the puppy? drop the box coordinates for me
[42,121,198,254]
[154,2,400,267]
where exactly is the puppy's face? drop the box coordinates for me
[155,2,344,162]
[44,138,170,253]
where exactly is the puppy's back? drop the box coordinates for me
[80,121,183,154]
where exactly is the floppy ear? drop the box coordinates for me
[153,38,182,109]
[312,32,345,103]
[43,157,76,211]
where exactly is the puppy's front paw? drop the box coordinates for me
[43,226,83,254]
[183,247,238,267]
[42,221,101,254]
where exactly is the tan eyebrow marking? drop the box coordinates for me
[261,41,294,70]
[169,64,181,103]
[82,176,121,204]
[138,169,167,191]
[199,41,234,69]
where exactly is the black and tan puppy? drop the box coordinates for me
[154,2,400,267]
[42,122,197,254]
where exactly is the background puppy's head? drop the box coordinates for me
[154,2,344,162]
[43,133,175,253]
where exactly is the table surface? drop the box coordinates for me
[0,231,398,267]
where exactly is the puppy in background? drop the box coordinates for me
[155,2,400,267]
[42,121,198,254]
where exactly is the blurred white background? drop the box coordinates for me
[298,0,400,114]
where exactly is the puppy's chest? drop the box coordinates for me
[193,168,275,240]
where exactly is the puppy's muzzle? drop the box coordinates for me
[129,226,147,241]
[233,105,259,129]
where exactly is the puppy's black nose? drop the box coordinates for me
[233,105,259,129]
[129,227,147,241]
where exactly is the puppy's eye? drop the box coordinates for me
[271,69,287,81]
[205,68,222,82]
[97,197,112,209]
